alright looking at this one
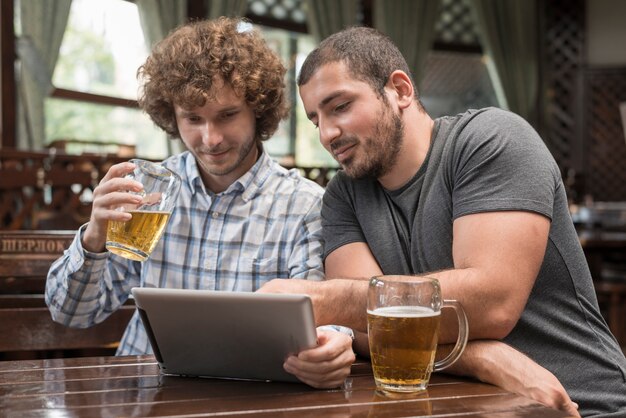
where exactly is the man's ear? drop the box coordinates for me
[387,70,414,110]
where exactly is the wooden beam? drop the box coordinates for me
[1,0,16,148]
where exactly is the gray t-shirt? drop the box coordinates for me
[322,108,626,417]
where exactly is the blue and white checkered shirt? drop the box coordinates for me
[46,150,325,355]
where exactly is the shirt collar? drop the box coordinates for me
[185,148,274,202]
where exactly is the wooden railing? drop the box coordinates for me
[0,149,129,230]
[0,148,336,230]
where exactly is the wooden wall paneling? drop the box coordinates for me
[585,68,626,201]
[540,0,586,201]
[0,0,16,148]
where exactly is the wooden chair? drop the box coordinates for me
[0,230,134,360]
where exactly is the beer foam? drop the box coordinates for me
[367,306,439,318]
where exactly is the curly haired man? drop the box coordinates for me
[46,17,354,388]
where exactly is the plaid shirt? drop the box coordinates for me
[46,150,325,355]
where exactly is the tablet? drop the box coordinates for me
[131,287,317,383]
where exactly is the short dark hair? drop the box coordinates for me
[297,26,419,101]
[138,17,289,142]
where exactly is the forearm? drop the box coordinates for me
[45,232,135,327]
[424,268,526,343]
[439,340,579,416]
[82,220,109,253]
[437,340,494,380]
[311,279,369,330]
[260,278,369,330]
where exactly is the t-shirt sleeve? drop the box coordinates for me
[448,108,559,220]
[321,172,367,260]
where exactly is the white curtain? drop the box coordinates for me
[16,0,72,150]
[374,0,442,87]
[305,0,359,42]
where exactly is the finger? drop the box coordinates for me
[285,347,355,375]
[94,177,144,198]
[93,191,143,212]
[99,161,137,183]
[287,363,351,382]
[288,348,352,373]
[297,332,351,363]
[91,192,144,223]
[286,364,351,389]
[296,375,347,389]
[561,401,580,417]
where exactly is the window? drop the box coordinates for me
[31,0,496,168]
[420,0,498,118]
[248,0,338,168]
[258,26,337,168]
[47,0,168,159]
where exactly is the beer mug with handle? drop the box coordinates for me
[367,275,468,393]
[106,159,181,261]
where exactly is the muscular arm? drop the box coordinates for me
[316,214,576,415]
[324,210,550,342]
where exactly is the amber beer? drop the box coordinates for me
[106,210,171,261]
[367,305,441,392]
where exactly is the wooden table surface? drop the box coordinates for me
[0,355,571,417]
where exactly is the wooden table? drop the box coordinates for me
[0,355,570,417]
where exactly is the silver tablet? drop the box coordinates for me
[131,287,317,383]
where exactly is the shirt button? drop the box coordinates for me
[212,211,219,219]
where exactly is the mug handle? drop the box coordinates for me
[433,300,468,371]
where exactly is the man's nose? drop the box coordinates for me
[201,123,223,148]
[319,119,340,149]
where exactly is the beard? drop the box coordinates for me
[192,134,257,177]
[336,105,404,180]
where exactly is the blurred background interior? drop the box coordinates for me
[0,0,625,359]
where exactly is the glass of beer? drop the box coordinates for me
[367,275,468,393]
[105,159,181,261]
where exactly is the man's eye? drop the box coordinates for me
[335,102,350,112]
[221,111,237,120]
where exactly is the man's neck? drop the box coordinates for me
[378,108,434,191]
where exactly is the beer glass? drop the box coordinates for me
[367,275,468,393]
[106,159,181,261]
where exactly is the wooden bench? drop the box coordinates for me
[0,230,134,360]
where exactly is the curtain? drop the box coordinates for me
[305,0,359,42]
[204,0,248,19]
[136,0,187,49]
[136,0,187,155]
[136,0,248,48]
[469,0,539,126]
[16,0,72,150]
[374,0,441,87]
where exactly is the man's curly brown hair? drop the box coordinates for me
[137,17,289,143]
